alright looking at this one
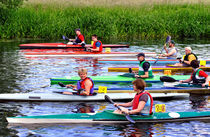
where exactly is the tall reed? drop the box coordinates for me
[0,3,209,40]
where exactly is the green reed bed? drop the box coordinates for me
[0,4,209,39]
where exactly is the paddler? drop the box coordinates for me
[159,40,178,59]
[114,79,153,115]
[180,60,210,87]
[87,34,103,52]
[67,28,86,46]
[174,47,198,67]
[134,52,153,78]
[63,68,94,96]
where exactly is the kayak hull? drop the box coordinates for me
[50,75,190,84]
[0,92,189,102]
[24,52,156,57]
[99,59,210,65]
[108,65,210,72]
[7,110,210,124]
[19,43,129,49]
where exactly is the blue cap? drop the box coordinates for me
[136,53,145,57]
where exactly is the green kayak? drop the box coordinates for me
[50,75,190,85]
[7,110,210,124]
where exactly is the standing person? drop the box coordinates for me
[87,34,103,52]
[114,79,153,115]
[63,68,94,96]
[159,40,178,59]
[134,53,153,78]
[175,47,198,67]
[180,60,210,87]
[68,28,85,46]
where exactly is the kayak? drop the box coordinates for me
[108,65,210,72]
[98,59,210,65]
[50,75,190,84]
[19,43,129,49]
[7,110,210,124]
[1,85,209,102]
[23,51,156,57]
[0,91,189,102]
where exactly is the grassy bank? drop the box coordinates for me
[0,3,209,40]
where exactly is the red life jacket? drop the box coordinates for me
[132,91,153,114]
[93,40,103,52]
[77,77,94,95]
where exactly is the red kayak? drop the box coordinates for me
[23,51,156,57]
[19,43,129,49]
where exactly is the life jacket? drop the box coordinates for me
[192,69,206,84]
[183,53,198,61]
[76,77,94,95]
[132,91,153,115]
[93,40,103,52]
[75,34,85,43]
[138,60,153,77]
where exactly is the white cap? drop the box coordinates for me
[185,47,192,51]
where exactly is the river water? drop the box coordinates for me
[0,38,209,137]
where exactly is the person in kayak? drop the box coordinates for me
[87,34,103,52]
[159,40,178,59]
[134,52,153,78]
[179,60,210,87]
[67,28,85,46]
[114,79,153,115]
[63,68,94,96]
[174,47,198,67]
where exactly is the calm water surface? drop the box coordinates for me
[0,39,209,137]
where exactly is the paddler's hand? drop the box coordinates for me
[114,103,119,106]
[135,74,139,78]
[179,80,183,83]
[202,83,208,87]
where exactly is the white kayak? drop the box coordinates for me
[0,92,189,102]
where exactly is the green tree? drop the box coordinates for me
[0,0,25,25]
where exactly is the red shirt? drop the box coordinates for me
[77,34,85,42]
[191,70,208,79]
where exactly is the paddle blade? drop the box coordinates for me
[104,95,115,104]
[58,82,66,87]
[165,35,171,43]
[125,115,135,123]
[160,76,177,82]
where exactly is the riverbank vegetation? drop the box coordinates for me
[0,0,209,40]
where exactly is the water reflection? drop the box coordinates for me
[189,94,209,110]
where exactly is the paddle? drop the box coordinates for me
[62,35,86,48]
[58,82,85,93]
[104,95,135,123]
[153,36,171,64]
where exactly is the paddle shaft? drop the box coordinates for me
[104,95,135,123]
[154,36,171,65]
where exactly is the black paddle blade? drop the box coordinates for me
[160,76,177,82]
[58,82,66,87]
[104,95,115,104]
[129,68,132,73]
[165,35,171,43]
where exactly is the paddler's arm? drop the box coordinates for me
[66,84,77,90]
[180,78,192,83]
[114,100,133,107]
[80,79,92,96]
[163,49,176,57]
[90,47,100,52]
[163,44,168,53]
[128,101,146,115]
[138,72,149,78]
[202,76,210,87]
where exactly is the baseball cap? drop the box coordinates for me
[170,40,175,44]
[136,53,145,57]
[75,28,81,32]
